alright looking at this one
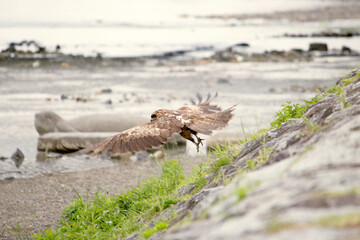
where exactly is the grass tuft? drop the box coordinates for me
[270,102,307,128]
[316,213,360,228]
[302,117,321,135]
[208,144,239,173]
[246,136,274,171]
[236,185,251,201]
[143,221,168,239]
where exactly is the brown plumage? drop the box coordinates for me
[80,93,235,155]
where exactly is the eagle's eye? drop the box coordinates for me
[151,114,156,121]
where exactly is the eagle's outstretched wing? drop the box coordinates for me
[80,116,183,155]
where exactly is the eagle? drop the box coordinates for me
[80,93,235,155]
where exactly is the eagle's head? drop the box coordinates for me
[150,109,172,122]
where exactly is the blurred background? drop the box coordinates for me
[0,0,360,179]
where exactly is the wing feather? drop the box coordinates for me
[133,139,143,151]
[112,140,121,154]
[178,92,221,114]
[142,136,152,148]
[120,140,126,152]
[136,137,146,150]
[129,140,135,151]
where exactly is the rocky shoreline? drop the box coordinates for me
[1,33,359,67]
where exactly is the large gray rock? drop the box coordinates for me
[35,111,77,135]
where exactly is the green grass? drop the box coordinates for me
[143,221,168,239]
[239,128,269,145]
[245,135,274,171]
[246,146,274,171]
[313,187,360,198]
[270,68,359,129]
[270,102,307,128]
[178,142,241,196]
[33,160,185,240]
[208,144,238,173]
[266,220,294,232]
[302,117,321,135]
[236,183,255,201]
[266,213,360,233]
[271,89,328,129]
[316,213,360,228]
[184,163,210,194]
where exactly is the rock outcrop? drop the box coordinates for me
[128,68,360,239]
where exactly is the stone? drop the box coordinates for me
[341,46,352,54]
[34,111,78,135]
[11,148,24,168]
[104,99,112,104]
[99,88,112,94]
[152,150,165,160]
[309,42,328,51]
[60,94,68,100]
[233,43,250,47]
[217,78,230,84]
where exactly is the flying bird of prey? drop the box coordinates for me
[80,93,235,155]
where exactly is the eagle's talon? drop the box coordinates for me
[194,136,204,152]
[195,136,204,146]
[199,138,204,146]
